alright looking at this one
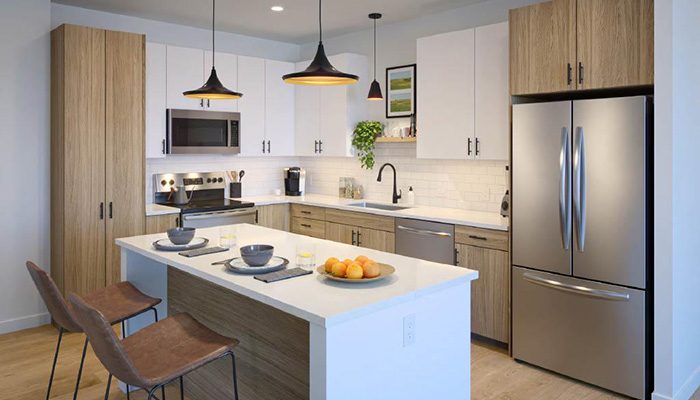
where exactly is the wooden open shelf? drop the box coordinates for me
[375,136,417,143]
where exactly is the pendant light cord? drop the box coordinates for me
[319,0,323,43]
[212,0,216,66]
[373,18,377,79]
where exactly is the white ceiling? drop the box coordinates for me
[52,0,486,44]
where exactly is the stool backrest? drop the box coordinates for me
[25,261,82,332]
[68,293,148,388]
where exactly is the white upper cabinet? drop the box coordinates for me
[204,51,238,112]
[417,22,509,160]
[265,60,295,156]
[237,55,266,156]
[417,29,475,159]
[146,42,167,159]
[475,22,509,160]
[166,46,205,110]
[294,53,368,157]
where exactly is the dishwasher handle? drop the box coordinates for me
[182,208,257,221]
[397,224,453,238]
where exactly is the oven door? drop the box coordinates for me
[181,208,257,229]
[167,109,240,154]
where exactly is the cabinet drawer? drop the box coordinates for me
[291,204,326,220]
[325,208,394,232]
[291,217,325,239]
[455,225,508,251]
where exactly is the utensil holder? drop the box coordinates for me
[229,182,242,198]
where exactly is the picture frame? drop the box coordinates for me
[385,64,417,119]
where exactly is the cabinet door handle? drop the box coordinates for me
[267,140,271,153]
[108,202,113,219]
[200,99,204,108]
[262,140,266,153]
[356,230,362,246]
[161,139,166,154]
[175,217,180,226]
[475,137,480,156]
[351,230,357,246]
[301,210,311,215]
[314,140,318,153]
[318,140,323,153]
[454,247,459,266]
[567,63,573,86]
[467,138,472,156]
[578,62,584,85]
[468,234,488,241]
[300,223,312,228]
[207,99,210,108]
[99,202,104,220]
[255,210,259,224]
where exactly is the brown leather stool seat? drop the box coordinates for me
[25,261,161,400]
[69,294,240,400]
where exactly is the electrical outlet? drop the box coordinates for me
[403,314,416,347]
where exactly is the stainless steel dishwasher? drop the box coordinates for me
[395,218,455,264]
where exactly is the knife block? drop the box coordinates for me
[229,182,242,198]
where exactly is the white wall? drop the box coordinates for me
[51,3,299,62]
[0,0,51,333]
[653,1,700,399]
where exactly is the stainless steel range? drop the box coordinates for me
[154,172,256,228]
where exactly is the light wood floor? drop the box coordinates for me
[1,325,698,400]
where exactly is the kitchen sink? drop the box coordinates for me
[348,202,412,211]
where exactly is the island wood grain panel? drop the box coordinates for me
[455,225,509,252]
[576,0,654,90]
[145,214,179,234]
[168,267,310,400]
[105,30,145,286]
[324,208,394,232]
[291,216,326,239]
[509,0,577,95]
[256,204,290,231]
[55,24,107,297]
[457,244,510,344]
[290,204,326,221]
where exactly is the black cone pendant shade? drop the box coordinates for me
[367,13,383,100]
[183,0,242,100]
[283,0,358,85]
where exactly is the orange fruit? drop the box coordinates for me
[355,255,369,264]
[346,263,364,279]
[362,261,380,278]
[342,258,354,266]
[331,262,348,278]
[324,257,340,273]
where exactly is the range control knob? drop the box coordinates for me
[206,178,212,183]
[169,179,175,186]
[217,177,224,183]
[160,180,167,186]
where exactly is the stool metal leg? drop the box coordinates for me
[230,352,239,400]
[46,327,64,400]
[72,336,89,400]
[104,373,112,400]
[179,377,184,400]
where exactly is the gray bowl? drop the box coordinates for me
[239,244,274,266]
[167,227,196,245]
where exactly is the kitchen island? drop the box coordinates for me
[116,224,477,400]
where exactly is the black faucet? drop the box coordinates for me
[376,163,402,204]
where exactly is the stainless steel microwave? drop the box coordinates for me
[166,109,240,154]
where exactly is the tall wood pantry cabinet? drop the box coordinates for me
[509,0,654,95]
[51,24,145,297]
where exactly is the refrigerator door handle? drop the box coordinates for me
[573,126,587,252]
[523,272,630,301]
[559,127,571,250]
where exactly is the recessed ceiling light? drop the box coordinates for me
[271,5,284,12]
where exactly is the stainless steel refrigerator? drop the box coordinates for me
[511,96,651,399]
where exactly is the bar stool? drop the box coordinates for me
[26,261,161,400]
[68,293,240,400]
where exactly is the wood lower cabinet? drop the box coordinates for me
[456,243,510,344]
[256,204,290,231]
[509,0,653,95]
[51,24,145,297]
[324,222,395,253]
[146,214,179,234]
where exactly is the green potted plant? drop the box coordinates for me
[352,121,384,169]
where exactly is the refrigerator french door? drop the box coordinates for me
[511,96,650,399]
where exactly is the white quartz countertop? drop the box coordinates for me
[145,203,180,216]
[235,193,509,231]
[116,224,477,327]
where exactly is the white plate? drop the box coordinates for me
[153,237,208,251]
[225,256,289,274]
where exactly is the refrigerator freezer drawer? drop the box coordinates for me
[512,266,646,399]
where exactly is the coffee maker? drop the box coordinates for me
[284,167,306,196]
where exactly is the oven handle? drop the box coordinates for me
[182,208,257,221]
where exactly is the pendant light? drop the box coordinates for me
[283,0,358,85]
[183,0,242,100]
[367,13,383,100]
